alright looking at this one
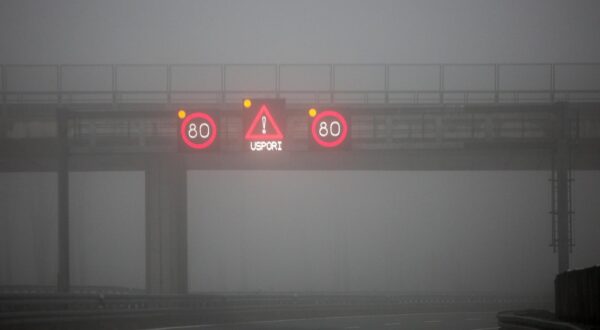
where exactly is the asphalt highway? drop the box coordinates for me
[149,311,500,330]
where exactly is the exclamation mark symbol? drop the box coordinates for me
[261,115,267,134]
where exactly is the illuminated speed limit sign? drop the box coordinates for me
[179,110,218,150]
[310,110,350,149]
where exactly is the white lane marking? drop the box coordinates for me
[384,322,403,326]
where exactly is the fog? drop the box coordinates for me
[1,0,600,296]
[2,0,600,64]
[0,172,145,288]
[188,171,600,293]
[2,171,600,294]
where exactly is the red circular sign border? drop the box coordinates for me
[311,110,348,148]
[180,112,217,150]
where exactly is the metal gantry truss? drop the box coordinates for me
[2,63,600,291]
[549,150,575,253]
[1,104,598,155]
[1,63,600,106]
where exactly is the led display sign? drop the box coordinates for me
[178,109,218,151]
[243,98,285,151]
[309,109,350,149]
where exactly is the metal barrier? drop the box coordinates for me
[555,265,600,325]
[0,291,552,313]
[0,291,552,329]
[0,285,145,295]
[497,310,584,330]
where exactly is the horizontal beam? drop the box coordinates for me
[2,146,600,172]
[2,62,600,106]
[2,102,600,171]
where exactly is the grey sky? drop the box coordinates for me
[1,0,600,64]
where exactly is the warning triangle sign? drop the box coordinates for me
[245,104,284,140]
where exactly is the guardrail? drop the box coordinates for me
[0,292,552,313]
[0,285,145,295]
[497,310,584,330]
[0,292,553,329]
[1,63,600,105]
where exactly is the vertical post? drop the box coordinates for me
[1,65,6,105]
[555,103,571,273]
[1,65,6,138]
[494,64,499,104]
[550,64,556,103]
[112,65,118,107]
[342,221,348,292]
[330,64,335,104]
[439,64,445,105]
[384,64,389,104]
[166,65,172,105]
[57,107,70,293]
[275,64,280,99]
[221,64,226,104]
[57,65,62,105]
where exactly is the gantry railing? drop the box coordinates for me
[1,63,600,105]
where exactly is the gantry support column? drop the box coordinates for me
[145,155,188,294]
[57,108,70,293]
[554,104,572,274]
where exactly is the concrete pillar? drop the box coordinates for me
[556,139,570,273]
[145,155,188,294]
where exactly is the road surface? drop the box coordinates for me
[149,311,499,330]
